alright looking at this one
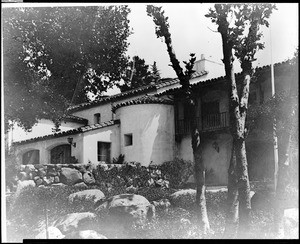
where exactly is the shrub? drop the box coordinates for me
[112,154,125,164]
[159,158,194,189]
[6,184,102,241]
[5,147,19,192]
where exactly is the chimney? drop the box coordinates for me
[194,53,206,74]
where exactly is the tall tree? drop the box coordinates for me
[147,5,210,234]
[151,61,161,83]
[247,50,298,237]
[117,55,155,92]
[206,3,276,238]
[3,6,131,131]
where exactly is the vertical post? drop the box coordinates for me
[270,22,279,191]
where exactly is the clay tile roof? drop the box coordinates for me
[13,120,120,146]
[67,83,157,112]
[63,115,88,124]
[112,95,173,113]
[155,60,292,97]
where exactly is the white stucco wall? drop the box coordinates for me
[72,103,114,125]
[14,132,84,165]
[115,103,175,166]
[82,124,120,164]
[8,119,82,146]
[177,133,232,185]
[72,94,156,125]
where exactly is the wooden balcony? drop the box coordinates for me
[175,112,229,135]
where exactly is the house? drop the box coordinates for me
[8,55,297,185]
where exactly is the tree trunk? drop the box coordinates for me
[235,139,251,238]
[223,145,239,238]
[189,100,210,234]
[273,118,293,237]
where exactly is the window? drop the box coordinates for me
[97,142,111,163]
[94,113,101,124]
[51,145,71,164]
[124,133,133,146]
[22,150,40,165]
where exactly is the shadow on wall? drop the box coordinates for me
[202,134,232,186]
[146,109,174,166]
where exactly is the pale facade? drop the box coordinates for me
[9,57,295,185]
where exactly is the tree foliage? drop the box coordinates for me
[147,5,210,234]
[3,6,131,131]
[117,56,158,92]
[206,3,276,238]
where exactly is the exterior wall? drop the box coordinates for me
[72,103,113,125]
[7,119,82,146]
[14,132,84,165]
[177,133,232,185]
[72,94,155,125]
[82,125,120,164]
[115,103,175,166]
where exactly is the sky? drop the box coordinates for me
[2,2,299,86]
[126,3,298,78]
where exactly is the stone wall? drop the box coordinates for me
[16,160,193,189]
[16,162,118,187]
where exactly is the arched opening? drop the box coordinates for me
[22,150,40,165]
[50,144,71,164]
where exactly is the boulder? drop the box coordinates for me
[47,168,58,177]
[53,212,97,234]
[43,177,52,186]
[34,164,44,170]
[35,226,65,239]
[35,178,43,186]
[169,189,196,209]
[96,194,155,225]
[34,176,41,181]
[38,168,47,177]
[65,230,107,239]
[60,168,83,185]
[25,164,36,174]
[74,165,87,174]
[15,180,36,198]
[54,176,60,183]
[82,171,96,185]
[68,189,105,206]
[74,182,88,189]
[18,171,28,181]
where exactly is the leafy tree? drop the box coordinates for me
[151,61,161,83]
[206,3,276,238]
[147,5,210,234]
[117,55,155,92]
[247,49,298,237]
[3,6,131,131]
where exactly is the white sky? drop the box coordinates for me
[126,3,299,78]
[2,2,298,79]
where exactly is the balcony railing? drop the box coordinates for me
[175,112,229,135]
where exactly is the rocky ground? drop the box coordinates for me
[5,181,299,241]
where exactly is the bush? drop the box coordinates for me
[6,184,101,241]
[5,148,19,192]
[159,158,194,189]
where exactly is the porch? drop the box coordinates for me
[175,112,229,135]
